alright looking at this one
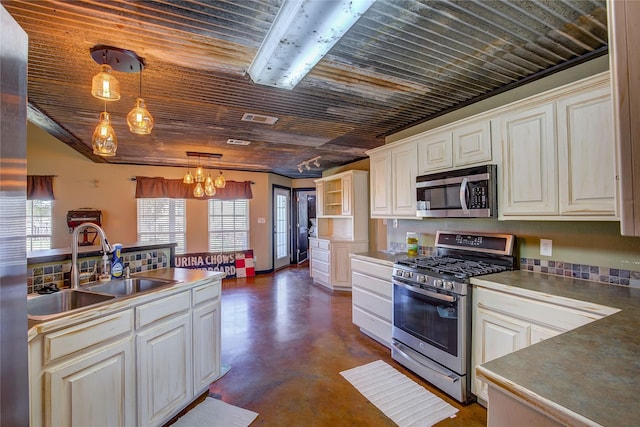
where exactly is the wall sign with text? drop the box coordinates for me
[174,249,255,278]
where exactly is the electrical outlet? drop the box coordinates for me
[393,219,398,228]
[540,239,553,257]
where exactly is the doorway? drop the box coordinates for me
[293,189,315,264]
[273,186,291,271]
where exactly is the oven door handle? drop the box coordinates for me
[392,340,458,383]
[394,281,456,303]
[459,177,470,215]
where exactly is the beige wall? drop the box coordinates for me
[26,123,310,272]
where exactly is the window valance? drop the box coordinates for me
[135,177,253,200]
[27,175,56,200]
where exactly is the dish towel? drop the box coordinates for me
[172,397,258,427]
[340,360,458,427]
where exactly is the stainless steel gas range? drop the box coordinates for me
[391,231,515,404]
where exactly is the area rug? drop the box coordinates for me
[340,360,458,427]
[172,397,258,427]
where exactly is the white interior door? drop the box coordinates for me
[273,187,291,270]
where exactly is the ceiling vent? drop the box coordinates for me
[226,138,252,146]
[241,113,278,125]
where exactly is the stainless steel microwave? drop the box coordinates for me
[416,164,497,218]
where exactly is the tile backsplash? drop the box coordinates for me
[28,248,171,294]
[388,241,640,288]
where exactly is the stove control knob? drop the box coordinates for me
[434,279,443,288]
[417,275,426,283]
[405,271,413,279]
[444,281,454,290]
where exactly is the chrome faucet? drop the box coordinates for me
[71,222,113,288]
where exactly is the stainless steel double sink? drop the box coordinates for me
[27,277,179,321]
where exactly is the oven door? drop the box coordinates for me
[391,279,467,375]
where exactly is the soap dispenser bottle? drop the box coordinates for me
[111,243,124,279]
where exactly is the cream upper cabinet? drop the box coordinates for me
[367,141,419,219]
[391,141,418,217]
[556,83,616,216]
[497,72,617,220]
[417,119,491,174]
[368,151,393,216]
[417,130,453,173]
[453,119,492,167]
[497,102,558,216]
[315,180,324,217]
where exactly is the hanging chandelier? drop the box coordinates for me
[89,45,153,157]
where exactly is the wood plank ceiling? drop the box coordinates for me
[3,0,608,178]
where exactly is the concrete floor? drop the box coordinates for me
[198,265,486,426]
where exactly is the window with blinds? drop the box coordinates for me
[137,198,186,254]
[27,200,52,251]
[208,199,249,252]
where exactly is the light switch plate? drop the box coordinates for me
[540,239,553,257]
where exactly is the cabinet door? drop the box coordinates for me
[369,151,393,216]
[499,103,557,216]
[473,307,529,402]
[530,323,562,345]
[193,301,221,394]
[315,180,324,217]
[453,119,492,166]
[331,243,352,288]
[417,130,453,173]
[341,174,352,215]
[392,142,418,217]
[137,313,192,427]
[557,85,617,216]
[46,337,135,427]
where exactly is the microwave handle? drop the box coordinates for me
[459,177,469,214]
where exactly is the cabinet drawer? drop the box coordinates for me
[310,239,330,250]
[352,271,392,298]
[313,249,330,264]
[312,270,330,286]
[352,306,391,347]
[351,259,393,282]
[192,281,220,306]
[136,291,191,329]
[44,310,133,364]
[353,288,392,322]
[475,287,605,332]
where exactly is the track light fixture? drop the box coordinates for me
[297,156,322,174]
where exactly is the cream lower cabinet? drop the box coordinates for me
[471,285,614,405]
[350,257,393,347]
[310,238,369,291]
[29,279,222,427]
[192,283,222,394]
[40,312,136,427]
[136,292,193,427]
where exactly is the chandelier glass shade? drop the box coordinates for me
[214,171,226,188]
[92,111,118,156]
[193,182,204,197]
[205,181,216,197]
[195,164,205,183]
[127,98,154,134]
[183,169,194,184]
[91,64,121,101]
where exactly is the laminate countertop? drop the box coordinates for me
[472,270,640,427]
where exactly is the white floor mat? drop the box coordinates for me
[340,360,459,427]
[172,397,258,427]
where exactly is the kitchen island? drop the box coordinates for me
[28,267,224,427]
[473,271,640,427]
